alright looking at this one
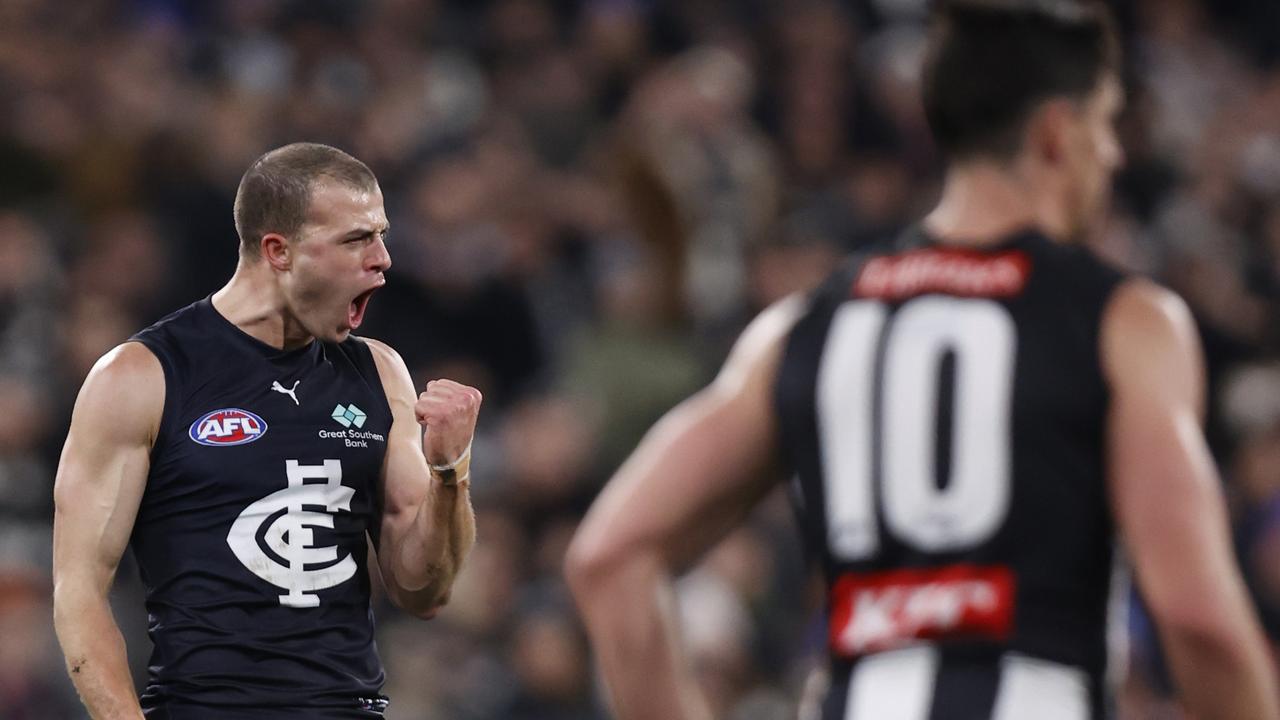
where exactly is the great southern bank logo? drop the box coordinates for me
[331,404,367,428]
[320,403,384,448]
[189,408,268,446]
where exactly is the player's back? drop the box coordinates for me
[776,226,1126,719]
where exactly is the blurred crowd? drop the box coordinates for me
[1,0,1279,718]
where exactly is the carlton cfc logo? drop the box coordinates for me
[189,408,268,446]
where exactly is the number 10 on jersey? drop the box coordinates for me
[818,296,1017,561]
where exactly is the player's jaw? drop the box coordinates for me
[1064,75,1125,240]
[286,275,385,343]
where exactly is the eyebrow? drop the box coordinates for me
[343,225,390,240]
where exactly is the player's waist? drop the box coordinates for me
[824,644,1101,720]
[142,658,387,715]
[142,696,388,720]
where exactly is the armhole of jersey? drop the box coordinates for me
[129,337,179,467]
[773,287,821,476]
[347,337,395,423]
[1090,267,1132,403]
[347,336,395,552]
[772,258,863,566]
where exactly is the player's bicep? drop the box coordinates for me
[1104,282,1239,632]
[573,296,804,573]
[53,343,161,594]
[364,340,430,571]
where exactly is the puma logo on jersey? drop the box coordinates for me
[189,409,268,446]
[226,459,357,608]
[271,379,301,405]
[829,565,1014,656]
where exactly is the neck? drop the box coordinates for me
[924,158,1070,246]
[211,258,313,351]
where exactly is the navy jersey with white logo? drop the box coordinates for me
[776,228,1127,719]
[129,298,393,718]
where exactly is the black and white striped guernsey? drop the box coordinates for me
[776,226,1127,719]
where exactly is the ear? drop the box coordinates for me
[1024,99,1076,167]
[261,233,292,271]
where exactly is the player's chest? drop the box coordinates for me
[163,361,392,500]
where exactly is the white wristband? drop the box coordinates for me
[429,441,472,473]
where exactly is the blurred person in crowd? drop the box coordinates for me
[52,143,481,718]
[1233,424,1280,643]
[613,44,778,335]
[0,212,63,525]
[566,2,1279,719]
[563,249,706,474]
[504,601,596,720]
[0,212,62,389]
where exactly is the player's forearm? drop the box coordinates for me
[1161,620,1280,720]
[567,549,714,720]
[392,479,476,610]
[53,586,144,719]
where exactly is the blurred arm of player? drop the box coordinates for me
[367,340,479,618]
[52,343,158,719]
[565,296,804,720]
[1104,279,1280,720]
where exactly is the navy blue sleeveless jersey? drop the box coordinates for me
[129,298,393,718]
[776,228,1127,719]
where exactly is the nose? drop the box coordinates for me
[367,235,392,273]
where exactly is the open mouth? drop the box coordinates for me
[348,288,377,330]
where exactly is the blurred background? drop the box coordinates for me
[1,0,1279,717]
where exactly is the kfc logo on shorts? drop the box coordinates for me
[189,408,268,446]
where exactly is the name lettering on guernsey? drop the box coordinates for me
[829,565,1015,656]
[855,249,1030,300]
[227,459,358,608]
[189,409,268,446]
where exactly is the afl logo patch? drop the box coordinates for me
[189,408,268,446]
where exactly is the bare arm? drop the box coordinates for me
[1104,280,1280,720]
[366,339,479,618]
[565,296,804,720]
[53,343,161,720]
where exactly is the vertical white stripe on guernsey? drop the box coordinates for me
[846,645,939,720]
[992,654,1089,720]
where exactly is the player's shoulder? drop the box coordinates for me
[132,297,209,342]
[129,299,222,375]
[1103,277,1197,345]
[89,341,164,387]
[72,342,165,438]
[352,335,415,395]
[716,295,808,394]
[354,335,405,370]
[1101,278,1201,388]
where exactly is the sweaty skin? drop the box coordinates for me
[1103,280,1279,720]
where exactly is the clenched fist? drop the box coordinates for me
[415,379,482,473]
